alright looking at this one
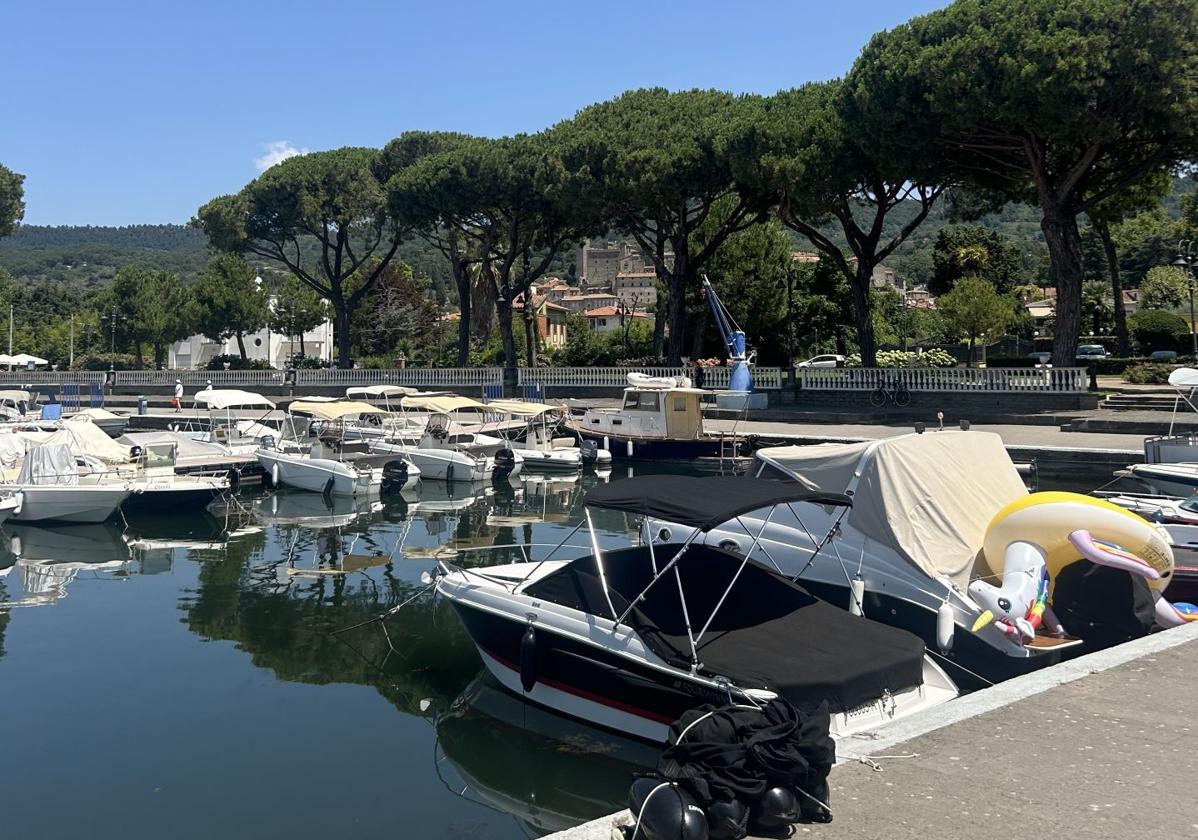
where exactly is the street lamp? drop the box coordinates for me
[1173,239,1198,358]
[104,310,127,355]
[776,265,797,387]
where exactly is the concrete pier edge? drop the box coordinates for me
[544,620,1198,840]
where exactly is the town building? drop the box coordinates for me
[583,305,653,335]
[575,240,640,291]
[169,280,335,369]
[561,291,621,313]
[612,270,657,309]
[513,292,571,350]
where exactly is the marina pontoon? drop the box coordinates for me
[435,474,958,743]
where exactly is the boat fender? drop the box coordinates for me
[750,786,799,832]
[936,600,955,653]
[705,797,748,840]
[603,436,610,452]
[519,622,538,693]
[446,461,455,483]
[12,490,22,516]
[628,777,708,840]
[849,574,865,617]
[627,439,634,458]
[270,463,280,489]
[322,475,335,497]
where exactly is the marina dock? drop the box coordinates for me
[549,621,1198,840]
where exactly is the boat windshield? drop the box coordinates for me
[622,391,661,411]
[1181,494,1198,514]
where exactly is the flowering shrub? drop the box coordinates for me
[846,349,957,368]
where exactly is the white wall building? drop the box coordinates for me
[169,285,335,370]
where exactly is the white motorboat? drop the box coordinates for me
[485,399,596,470]
[369,399,524,482]
[399,395,523,456]
[190,389,280,454]
[258,400,419,497]
[0,389,41,422]
[66,407,129,438]
[1124,462,1198,497]
[647,431,1180,686]
[434,474,958,743]
[7,443,130,523]
[117,442,230,513]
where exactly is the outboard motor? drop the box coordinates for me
[628,778,708,840]
[493,448,517,480]
[259,435,276,451]
[579,438,599,464]
[381,459,411,492]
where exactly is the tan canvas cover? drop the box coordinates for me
[288,400,385,420]
[401,395,490,413]
[761,431,1027,589]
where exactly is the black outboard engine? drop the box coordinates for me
[628,777,708,840]
[579,438,599,465]
[493,448,517,480]
[381,459,411,492]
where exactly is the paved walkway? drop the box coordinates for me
[707,418,1146,453]
[550,622,1198,840]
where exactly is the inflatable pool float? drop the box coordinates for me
[970,491,1198,642]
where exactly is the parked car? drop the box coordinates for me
[1076,344,1110,361]
[797,354,846,368]
[1151,350,1179,362]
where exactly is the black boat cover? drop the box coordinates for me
[523,544,926,714]
[583,475,851,532]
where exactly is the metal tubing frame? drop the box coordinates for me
[585,508,620,622]
[695,507,776,644]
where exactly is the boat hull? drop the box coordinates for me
[123,481,226,513]
[12,485,130,523]
[1127,464,1198,498]
[372,443,490,482]
[571,427,731,461]
[257,450,380,497]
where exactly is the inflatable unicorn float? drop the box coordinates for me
[971,491,1198,642]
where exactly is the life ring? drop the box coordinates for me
[970,491,1198,643]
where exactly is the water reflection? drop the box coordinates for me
[0,523,133,608]
[435,673,657,837]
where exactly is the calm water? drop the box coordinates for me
[0,471,674,840]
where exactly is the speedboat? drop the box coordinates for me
[650,431,1198,686]
[370,402,522,482]
[485,399,597,470]
[190,389,280,454]
[434,474,958,743]
[118,441,229,513]
[567,373,741,461]
[7,443,130,523]
[257,399,419,497]
[1123,462,1198,497]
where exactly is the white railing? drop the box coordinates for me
[295,367,504,387]
[0,371,107,384]
[799,366,1088,393]
[518,366,784,389]
[115,370,287,386]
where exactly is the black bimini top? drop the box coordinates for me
[584,475,851,532]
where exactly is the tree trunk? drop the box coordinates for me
[1095,219,1130,356]
[298,328,306,359]
[134,342,144,369]
[652,303,666,358]
[496,296,517,389]
[333,301,352,367]
[235,330,248,361]
[968,335,976,369]
[666,267,688,365]
[524,303,537,368]
[454,260,471,367]
[851,264,877,367]
[1041,208,1086,366]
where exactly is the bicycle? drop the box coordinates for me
[869,377,911,407]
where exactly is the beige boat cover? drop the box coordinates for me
[760,431,1027,589]
[20,421,134,464]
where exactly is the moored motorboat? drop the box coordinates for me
[7,443,130,523]
[434,474,958,743]
[258,400,419,497]
[650,432,1198,687]
[484,399,587,471]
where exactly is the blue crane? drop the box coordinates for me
[701,275,753,392]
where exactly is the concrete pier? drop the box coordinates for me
[547,621,1198,840]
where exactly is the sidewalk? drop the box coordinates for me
[550,621,1198,840]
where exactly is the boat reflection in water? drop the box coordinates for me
[435,672,657,837]
[0,523,133,607]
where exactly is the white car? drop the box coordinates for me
[797,354,846,368]
[1076,344,1110,361]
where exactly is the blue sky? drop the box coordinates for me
[1,0,945,226]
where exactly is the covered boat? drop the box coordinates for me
[435,474,957,743]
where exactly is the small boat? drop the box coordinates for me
[369,397,523,482]
[118,441,230,513]
[0,389,41,422]
[7,443,130,523]
[257,399,419,497]
[434,474,958,743]
[1124,462,1198,497]
[567,373,742,461]
[66,407,129,438]
[485,399,590,471]
[650,432,1196,686]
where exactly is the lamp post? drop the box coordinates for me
[776,265,797,388]
[105,310,127,355]
[1173,240,1198,358]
